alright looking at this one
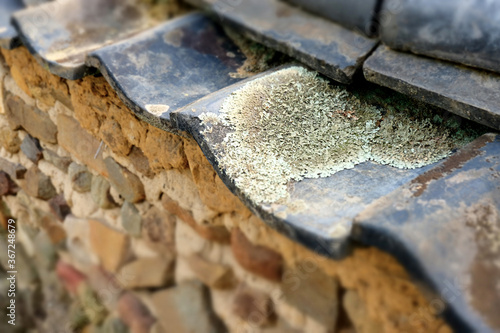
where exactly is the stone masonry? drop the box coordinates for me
[0,46,452,332]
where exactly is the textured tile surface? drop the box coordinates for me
[87,13,247,131]
[354,133,500,333]
[185,0,377,84]
[284,0,378,36]
[379,0,500,73]
[12,0,160,79]
[364,46,500,131]
[171,66,436,258]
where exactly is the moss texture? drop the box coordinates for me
[211,67,487,204]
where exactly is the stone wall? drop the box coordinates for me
[0,47,451,333]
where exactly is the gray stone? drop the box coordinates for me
[363,45,500,130]
[5,93,58,143]
[20,134,43,164]
[42,149,72,172]
[151,281,226,333]
[24,166,57,200]
[91,175,116,209]
[68,162,92,193]
[104,157,145,203]
[0,156,26,179]
[121,202,141,237]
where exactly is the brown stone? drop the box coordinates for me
[0,127,21,153]
[57,114,108,177]
[141,205,176,256]
[343,290,383,333]
[48,193,71,222]
[282,263,339,329]
[42,149,72,172]
[39,213,67,244]
[231,228,283,282]
[0,171,18,196]
[20,134,43,164]
[183,138,246,213]
[0,156,26,179]
[151,281,225,333]
[128,146,154,178]
[161,194,230,243]
[117,292,156,333]
[89,219,130,273]
[118,257,174,289]
[104,157,145,203]
[5,93,57,143]
[24,165,57,200]
[233,283,275,326]
[186,254,236,289]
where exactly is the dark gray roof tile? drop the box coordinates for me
[185,0,377,84]
[364,45,500,131]
[0,0,24,49]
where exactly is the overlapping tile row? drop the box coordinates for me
[353,133,500,332]
[364,46,500,130]
[186,0,500,131]
[0,0,500,332]
[185,0,378,84]
[86,13,247,132]
[11,0,168,79]
[379,0,500,74]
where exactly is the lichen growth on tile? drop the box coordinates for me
[216,66,484,204]
[199,112,227,127]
